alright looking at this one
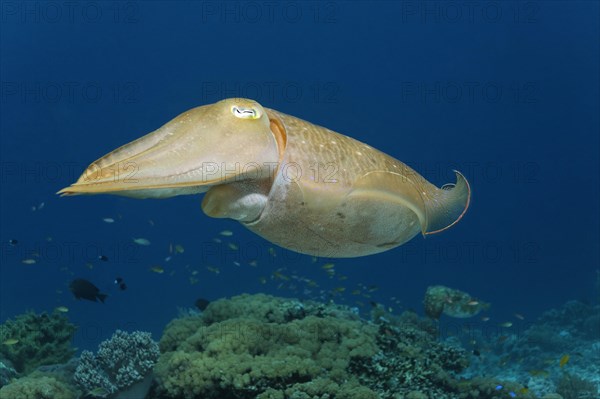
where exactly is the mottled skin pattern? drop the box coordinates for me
[59,99,470,258]
[244,109,427,257]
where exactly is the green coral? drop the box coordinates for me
[0,311,76,374]
[0,372,77,399]
[153,294,539,399]
[154,294,378,398]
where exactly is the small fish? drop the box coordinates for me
[351,290,361,295]
[233,261,241,267]
[268,247,276,257]
[164,256,172,262]
[133,238,151,246]
[322,263,335,270]
[206,266,220,274]
[508,392,516,398]
[85,262,94,270]
[55,306,69,313]
[499,322,513,328]
[333,287,346,293]
[213,238,222,243]
[519,387,529,395]
[148,219,155,226]
[114,277,127,290]
[514,313,525,320]
[219,230,233,236]
[495,385,503,391]
[98,255,109,261]
[8,239,18,246]
[102,217,115,223]
[174,244,185,254]
[86,386,110,398]
[2,338,19,346]
[150,265,164,274]
[21,258,36,265]
[227,242,238,250]
[473,349,480,356]
[38,202,45,210]
[189,277,199,285]
[258,276,267,284]
[481,316,490,322]
[559,354,570,368]
[249,260,258,267]
[467,300,479,306]
[528,369,549,377]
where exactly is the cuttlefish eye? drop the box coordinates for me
[231,105,261,119]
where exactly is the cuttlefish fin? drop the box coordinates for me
[348,170,470,236]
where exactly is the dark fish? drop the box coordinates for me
[69,279,107,303]
[114,277,127,290]
[473,349,481,356]
[98,255,108,261]
[8,239,18,246]
[195,298,210,311]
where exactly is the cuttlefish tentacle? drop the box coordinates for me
[58,98,470,258]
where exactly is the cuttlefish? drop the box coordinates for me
[58,98,470,258]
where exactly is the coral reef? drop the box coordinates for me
[461,300,600,398]
[73,329,159,397]
[0,358,18,388]
[556,373,598,399]
[0,311,77,374]
[152,293,522,399]
[0,371,78,399]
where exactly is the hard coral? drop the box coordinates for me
[73,330,159,396]
[153,294,485,399]
[154,294,378,398]
[0,372,77,399]
[0,311,76,374]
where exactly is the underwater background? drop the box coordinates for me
[0,1,598,398]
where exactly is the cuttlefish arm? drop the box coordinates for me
[58,98,470,258]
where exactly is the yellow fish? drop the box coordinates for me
[499,322,513,328]
[321,263,335,270]
[2,338,19,346]
[174,244,185,254]
[55,306,69,313]
[559,354,570,368]
[219,230,233,236]
[150,265,164,274]
[21,259,36,265]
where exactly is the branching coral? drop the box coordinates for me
[0,311,76,374]
[73,330,159,396]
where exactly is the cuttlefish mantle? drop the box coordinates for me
[58,98,470,258]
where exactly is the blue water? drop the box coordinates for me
[1,0,598,361]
